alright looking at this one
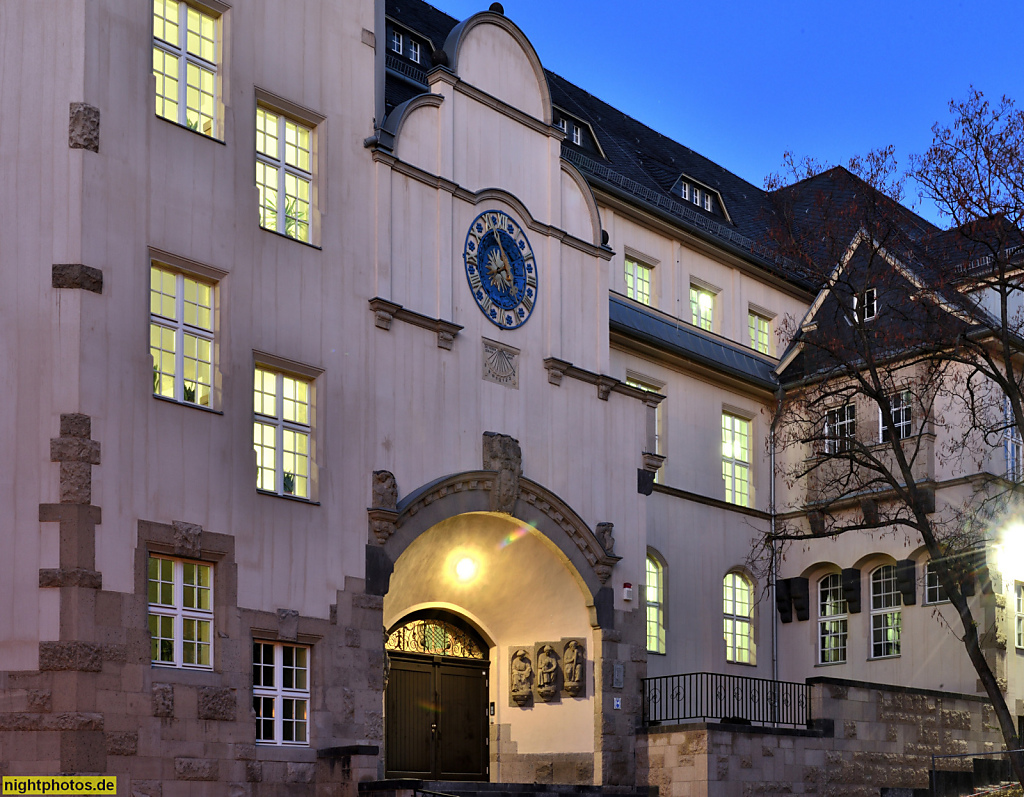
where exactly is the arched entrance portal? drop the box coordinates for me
[384,611,490,780]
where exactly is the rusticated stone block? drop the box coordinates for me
[61,729,106,774]
[39,568,102,589]
[174,758,219,780]
[152,684,174,717]
[534,762,553,783]
[52,264,103,294]
[39,642,102,672]
[106,731,138,756]
[277,609,299,641]
[68,102,100,152]
[60,414,91,439]
[844,720,858,739]
[28,691,52,713]
[0,712,101,731]
[131,781,160,797]
[344,627,361,647]
[50,438,101,465]
[941,709,971,730]
[352,593,383,610]
[198,687,235,721]
[234,744,255,760]
[245,761,262,782]
[285,763,314,783]
[172,521,202,558]
[59,462,92,504]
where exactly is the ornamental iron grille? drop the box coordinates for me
[642,672,810,728]
[385,618,485,659]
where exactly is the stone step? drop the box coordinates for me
[358,781,653,797]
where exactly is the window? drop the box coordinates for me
[1015,583,1023,649]
[925,561,949,604]
[253,642,310,745]
[681,183,690,201]
[625,258,652,306]
[150,265,214,407]
[152,0,219,136]
[254,367,312,498]
[390,30,403,54]
[1006,399,1023,481]
[818,573,848,664]
[557,118,567,133]
[408,40,421,63]
[256,106,313,242]
[704,193,712,212]
[722,413,750,507]
[748,312,770,354]
[723,573,753,663]
[645,555,665,654]
[148,555,213,669]
[824,404,856,454]
[854,287,877,322]
[880,391,912,442]
[690,286,714,331]
[870,565,901,658]
[628,378,664,482]
[572,125,582,146]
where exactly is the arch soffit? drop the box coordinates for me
[386,603,496,649]
[560,160,604,247]
[386,470,614,601]
[851,552,899,572]
[379,93,444,151]
[799,560,843,581]
[441,12,552,126]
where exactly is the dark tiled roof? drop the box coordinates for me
[386,0,457,53]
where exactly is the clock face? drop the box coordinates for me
[464,210,537,329]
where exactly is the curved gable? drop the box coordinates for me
[442,11,550,123]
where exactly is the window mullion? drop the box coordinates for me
[174,560,184,667]
[174,274,186,401]
[276,373,285,493]
[275,643,284,744]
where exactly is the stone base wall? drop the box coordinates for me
[489,721,594,784]
[639,678,1005,797]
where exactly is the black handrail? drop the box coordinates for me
[642,672,811,728]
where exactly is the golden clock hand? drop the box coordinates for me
[489,221,516,296]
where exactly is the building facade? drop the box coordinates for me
[0,0,1021,794]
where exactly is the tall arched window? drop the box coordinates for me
[870,564,901,658]
[645,554,665,654]
[723,572,753,663]
[818,573,847,664]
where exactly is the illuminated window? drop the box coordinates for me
[1015,583,1023,649]
[690,286,714,331]
[408,40,421,63]
[645,555,665,654]
[148,555,213,669]
[253,642,310,746]
[150,265,214,407]
[254,367,312,498]
[925,561,949,604]
[256,106,314,242]
[824,404,856,454]
[870,565,901,658]
[1006,399,1023,481]
[723,573,753,663]
[628,378,664,482]
[748,311,770,354]
[880,391,912,442]
[152,0,219,136]
[625,258,652,306]
[722,413,750,507]
[818,573,847,664]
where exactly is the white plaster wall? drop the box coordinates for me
[384,513,595,755]
[454,20,547,122]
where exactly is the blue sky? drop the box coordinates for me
[429,0,1024,227]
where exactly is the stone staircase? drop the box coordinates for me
[358,781,654,797]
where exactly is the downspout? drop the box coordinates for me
[770,386,784,689]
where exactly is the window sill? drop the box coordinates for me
[154,115,226,145]
[153,394,224,415]
[258,225,323,250]
[868,654,901,661]
[256,489,320,506]
[725,660,757,668]
[923,599,951,607]
[814,660,846,668]
[646,649,666,657]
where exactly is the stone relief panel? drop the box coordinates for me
[483,432,522,514]
[535,644,559,702]
[509,647,533,707]
[562,638,586,697]
[508,640,588,706]
[482,338,520,389]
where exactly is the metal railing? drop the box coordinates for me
[642,672,811,728]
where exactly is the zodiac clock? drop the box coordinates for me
[463,210,538,329]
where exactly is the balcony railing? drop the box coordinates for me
[642,672,811,728]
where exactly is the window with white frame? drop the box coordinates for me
[148,555,213,669]
[870,565,901,658]
[150,265,215,407]
[152,0,219,136]
[628,378,664,482]
[818,573,848,664]
[390,30,403,54]
[692,188,701,206]
[1015,582,1023,649]
[824,403,856,454]
[748,311,770,354]
[880,390,912,442]
[254,367,312,498]
[681,183,690,201]
[925,561,949,604]
[853,287,877,322]
[645,554,665,654]
[704,193,712,211]
[253,641,310,745]
[572,125,582,145]
[256,106,313,242]
[625,258,652,306]
[408,40,421,63]
[723,572,753,663]
[1006,399,1023,482]
[556,118,567,133]
[722,413,750,506]
[690,285,714,331]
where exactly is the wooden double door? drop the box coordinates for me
[385,653,489,780]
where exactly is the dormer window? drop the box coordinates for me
[704,193,712,211]
[390,30,403,54]
[681,183,689,201]
[572,125,582,145]
[692,188,700,206]
[854,288,877,322]
[408,40,420,63]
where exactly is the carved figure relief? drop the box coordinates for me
[372,470,398,510]
[563,640,585,697]
[536,644,559,702]
[595,521,615,555]
[510,648,533,706]
[482,432,522,514]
